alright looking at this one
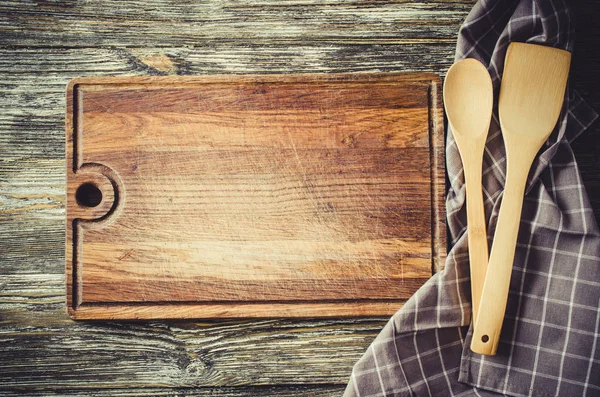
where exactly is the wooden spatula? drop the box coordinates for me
[471,42,571,356]
[443,59,493,325]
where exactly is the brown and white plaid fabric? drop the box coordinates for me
[344,0,600,396]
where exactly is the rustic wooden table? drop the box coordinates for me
[1,1,598,395]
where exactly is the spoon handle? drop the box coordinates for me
[464,155,489,325]
[471,148,532,355]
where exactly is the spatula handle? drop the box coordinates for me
[471,153,531,355]
[464,157,489,325]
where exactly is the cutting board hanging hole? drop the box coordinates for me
[68,164,124,224]
[76,182,103,207]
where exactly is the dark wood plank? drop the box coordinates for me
[0,0,471,48]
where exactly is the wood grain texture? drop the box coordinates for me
[65,74,446,319]
[1,0,599,394]
[0,0,471,47]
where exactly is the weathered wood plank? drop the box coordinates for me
[0,45,457,85]
[0,274,386,388]
[0,0,470,48]
[0,386,345,397]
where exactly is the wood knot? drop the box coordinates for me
[137,52,177,74]
[341,135,355,147]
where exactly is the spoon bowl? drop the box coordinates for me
[445,59,495,138]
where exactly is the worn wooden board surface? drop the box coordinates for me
[0,386,344,397]
[66,74,445,319]
[1,0,599,395]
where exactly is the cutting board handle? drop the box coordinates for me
[471,139,537,355]
[70,162,125,225]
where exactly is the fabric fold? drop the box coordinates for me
[344,0,599,396]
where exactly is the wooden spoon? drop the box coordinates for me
[443,58,493,325]
[471,42,571,356]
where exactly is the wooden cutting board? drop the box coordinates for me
[66,73,445,320]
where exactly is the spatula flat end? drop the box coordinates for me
[499,42,571,142]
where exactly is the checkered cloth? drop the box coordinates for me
[344,0,600,396]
